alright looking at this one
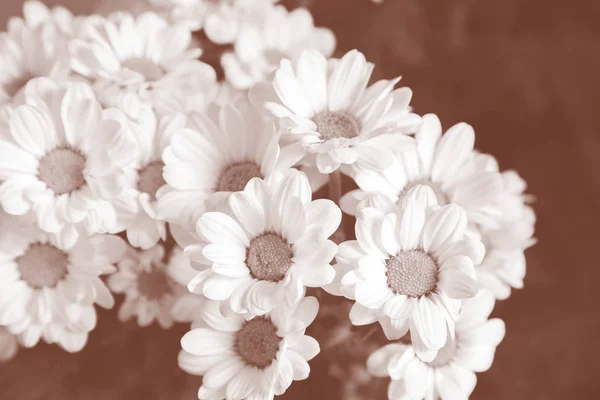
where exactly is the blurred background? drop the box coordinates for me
[1,0,599,398]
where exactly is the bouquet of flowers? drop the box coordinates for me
[0,1,536,399]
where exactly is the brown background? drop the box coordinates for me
[1,0,600,399]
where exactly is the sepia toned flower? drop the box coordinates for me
[327,186,484,361]
[367,290,505,399]
[260,49,420,174]
[0,210,125,352]
[179,296,321,399]
[0,79,137,248]
[185,169,340,316]
[108,244,197,328]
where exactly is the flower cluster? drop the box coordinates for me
[0,1,535,399]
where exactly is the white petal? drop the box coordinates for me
[438,239,485,266]
[422,204,467,253]
[203,275,240,301]
[290,335,320,361]
[328,50,371,112]
[203,358,245,389]
[366,343,407,377]
[226,368,255,400]
[412,296,447,350]
[198,212,250,247]
[304,199,341,239]
[274,356,294,396]
[180,328,233,356]
[228,191,265,238]
[388,346,416,380]
[431,122,475,183]
[349,302,378,326]
[460,318,505,347]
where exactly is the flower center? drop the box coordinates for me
[427,337,458,368]
[399,179,449,206]
[137,161,165,200]
[312,111,361,141]
[246,233,293,282]
[386,250,438,297]
[16,243,69,289]
[234,317,281,369]
[122,58,165,81]
[217,162,262,193]
[38,147,86,195]
[137,268,172,301]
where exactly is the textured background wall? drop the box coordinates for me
[1,0,599,398]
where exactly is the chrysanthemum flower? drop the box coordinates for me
[367,290,505,399]
[476,170,536,300]
[326,186,484,361]
[340,114,504,227]
[157,98,304,234]
[0,210,125,353]
[221,5,336,89]
[108,244,197,328]
[0,327,18,362]
[260,49,420,174]
[69,11,216,112]
[179,296,320,399]
[106,96,185,249]
[0,2,73,104]
[0,79,137,248]
[185,169,340,316]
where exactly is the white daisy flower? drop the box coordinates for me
[185,168,341,316]
[105,96,185,249]
[0,78,137,248]
[259,49,420,174]
[69,11,217,113]
[367,290,505,400]
[0,210,125,353]
[477,170,536,300]
[179,295,321,399]
[326,186,484,361]
[340,114,504,228]
[0,2,73,104]
[221,5,336,90]
[108,244,197,328]
[0,327,18,362]
[157,98,304,234]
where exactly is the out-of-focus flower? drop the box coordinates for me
[151,0,278,42]
[476,170,536,299]
[257,49,420,174]
[185,169,341,316]
[0,210,125,353]
[0,2,74,104]
[0,327,18,362]
[340,114,504,228]
[108,244,197,328]
[0,79,137,248]
[11,1,75,33]
[222,5,336,89]
[326,186,484,361]
[367,290,505,399]
[69,11,217,113]
[157,98,304,234]
[179,296,320,399]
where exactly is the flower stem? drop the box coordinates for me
[328,170,346,243]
